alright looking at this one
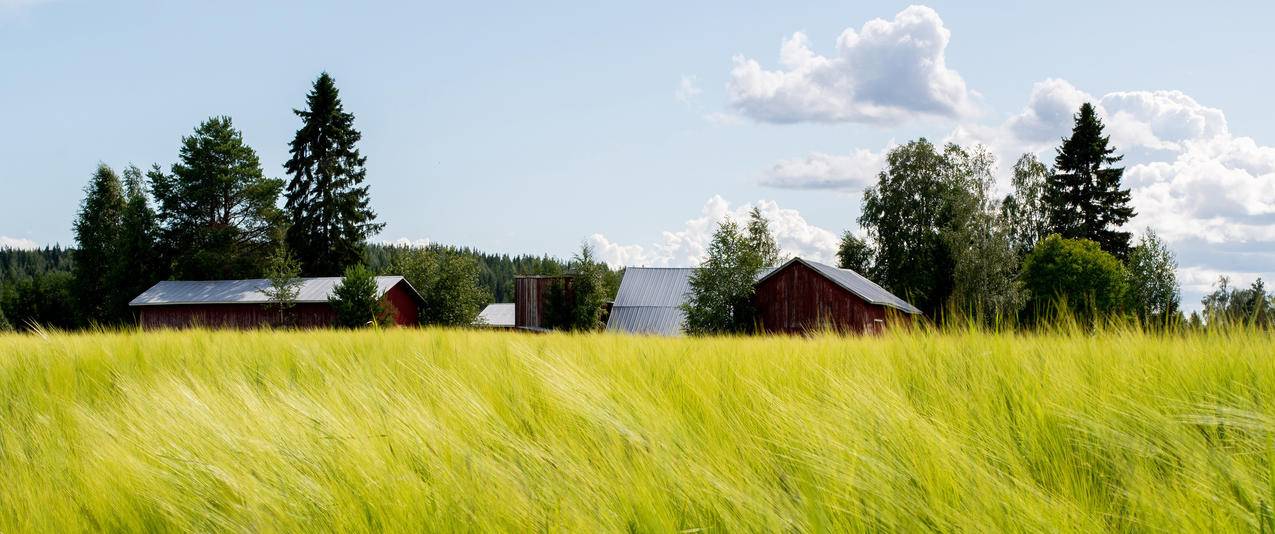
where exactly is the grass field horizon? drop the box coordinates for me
[2,326,1274,531]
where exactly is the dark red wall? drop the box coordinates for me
[754,261,904,335]
[514,276,573,328]
[138,282,420,329]
[383,282,419,326]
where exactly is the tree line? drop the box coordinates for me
[0,73,617,331]
[682,103,1273,333]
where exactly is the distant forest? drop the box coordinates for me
[0,244,619,329]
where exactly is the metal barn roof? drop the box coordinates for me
[128,277,421,307]
[757,258,922,315]
[606,259,921,335]
[606,267,695,335]
[476,303,515,327]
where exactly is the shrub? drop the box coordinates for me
[329,265,390,328]
[1020,234,1127,324]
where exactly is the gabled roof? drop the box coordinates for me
[607,267,695,335]
[128,276,424,307]
[756,258,922,314]
[476,303,515,327]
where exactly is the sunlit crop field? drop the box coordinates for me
[1,327,1274,531]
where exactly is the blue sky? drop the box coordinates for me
[3,1,1274,310]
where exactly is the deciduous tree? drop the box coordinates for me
[1000,153,1051,257]
[836,231,874,276]
[859,139,969,317]
[1020,235,1127,324]
[1125,229,1180,326]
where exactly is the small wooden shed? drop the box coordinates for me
[514,275,573,330]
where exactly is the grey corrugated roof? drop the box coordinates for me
[607,306,687,336]
[606,259,920,335]
[128,277,421,306]
[476,303,515,327]
[606,267,695,335]
[611,267,695,307]
[759,258,922,314]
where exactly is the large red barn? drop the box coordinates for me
[753,258,920,334]
[128,276,424,329]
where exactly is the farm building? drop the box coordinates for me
[753,257,920,334]
[513,275,573,330]
[476,303,515,328]
[606,258,919,336]
[128,276,424,329]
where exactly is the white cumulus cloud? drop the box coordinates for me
[728,5,975,124]
[760,148,888,191]
[589,196,840,268]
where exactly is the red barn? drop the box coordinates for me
[753,258,920,334]
[128,276,424,329]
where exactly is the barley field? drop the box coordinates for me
[1,327,1273,532]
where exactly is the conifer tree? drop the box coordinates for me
[284,73,384,276]
[1045,103,1136,259]
[73,164,126,324]
[114,165,160,317]
[151,117,284,280]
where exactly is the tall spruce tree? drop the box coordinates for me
[1045,103,1136,259]
[151,117,284,280]
[73,164,126,324]
[284,73,384,276]
[114,165,160,317]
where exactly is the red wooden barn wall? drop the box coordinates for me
[514,276,573,329]
[753,261,900,335]
[138,282,419,329]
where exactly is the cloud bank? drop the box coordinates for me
[589,196,840,268]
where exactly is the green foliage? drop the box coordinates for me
[683,219,764,334]
[0,301,10,332]
[1124,229,1181,327]
[115,165,161,318]
[744,207,782,267]
[389,248,488,326]
[365,243,572,304]
[1046,103,1136,259]
[1000,153,1051,257]
[835,232,874,275]
[1020,235,1128,323]
[151,117,284,280]
[859,139,971,317]
[72,163,126,324]
[329,265,389,328]
[944,146,1024,321]
[284,73,383,276]
[4,328,1275,531]
[0,247,75,331]
[262,246,304,326]
[542,244,609,331]
[1,271,77,330]
[1201,277,1274,328]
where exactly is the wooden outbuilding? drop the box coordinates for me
[128,276,424,329]
[753,258,920,334]
[606,257,920,336]
[514,275,573,330]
